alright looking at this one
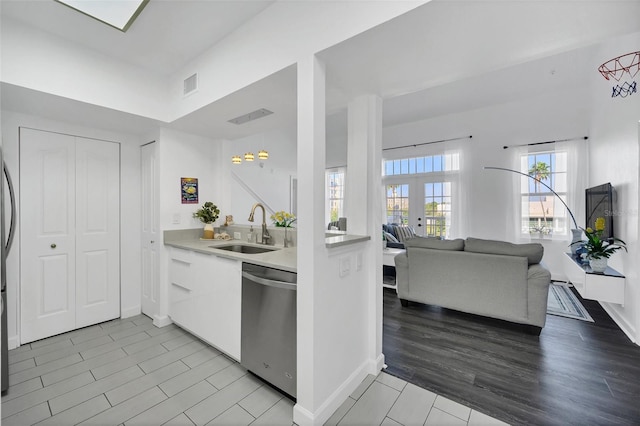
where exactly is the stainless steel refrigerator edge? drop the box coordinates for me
[1,142,7,393]
[241,263,297,399]
[2,141,17,394]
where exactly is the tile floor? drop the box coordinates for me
[2,315,508,425]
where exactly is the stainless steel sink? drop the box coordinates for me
[210,244,278,254]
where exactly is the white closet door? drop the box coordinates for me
[141,142,159,318]
[20,128,77,343]
[75,138,120,328]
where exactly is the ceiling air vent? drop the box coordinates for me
[228,108,274,125]
[183,73,198,96]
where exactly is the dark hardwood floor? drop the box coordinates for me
[382,286,640,426]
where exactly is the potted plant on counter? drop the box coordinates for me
[271,210,296,247]
[576,217,626,273]
[193,201,220,239]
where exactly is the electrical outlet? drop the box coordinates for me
[172,213,181,224]
[339,257,351,277]
[234,232,241,240]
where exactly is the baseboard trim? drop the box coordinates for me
[600,302,637,345]
[121,305,141,319]
[371,353,385,373]
[293,356,382,426]
[8,335,20,350]
[152,314,173,328]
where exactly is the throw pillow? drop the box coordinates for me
[404,237,465,251]
[383,231,399,243]
[464,237,544,265]
[394,226,416,243]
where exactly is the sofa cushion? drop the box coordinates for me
[464,237,544,265]
[405,237,465,251]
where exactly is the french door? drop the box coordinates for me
[385,177,452,238]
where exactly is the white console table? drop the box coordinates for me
[563,253,625,305]
[382,248,405,290]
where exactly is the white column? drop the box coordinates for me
[344,95,384,369]
[294,54,327,425]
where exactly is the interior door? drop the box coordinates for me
[20,128,77,343]
[141,142,159,317]
[75,138,120,328]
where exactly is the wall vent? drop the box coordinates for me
[183,73,198,96]
[228,108,274,125]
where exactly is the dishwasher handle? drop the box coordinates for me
[242,271,296,291]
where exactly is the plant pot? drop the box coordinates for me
[589,257,608,273]
[203,223,215,239]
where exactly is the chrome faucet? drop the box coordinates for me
[248,203,272,245]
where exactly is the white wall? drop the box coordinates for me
[0,18,169,122]
[222,128,297,225]
[588,31,640,342]
[382,86,590,275]
[0,109,143,347]
[157,128,222,231]
[170,1,428,120]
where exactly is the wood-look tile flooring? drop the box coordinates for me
[2,314,506,426]
[382,286,640,426]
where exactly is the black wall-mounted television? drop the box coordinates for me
[585,182,614,241]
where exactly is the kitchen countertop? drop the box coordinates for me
[164,228,370,273]
[164,238,297,273]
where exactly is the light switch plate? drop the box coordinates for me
[172,213,181,224]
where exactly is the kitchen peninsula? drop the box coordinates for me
[163,228,369,399]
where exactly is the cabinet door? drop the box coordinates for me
[196,255,241,360]
[168,248,196,331]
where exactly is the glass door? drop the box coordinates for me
[385,178,452,239]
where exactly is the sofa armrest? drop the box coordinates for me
[526,263,552,328]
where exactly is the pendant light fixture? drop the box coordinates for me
[258,150,269,160]
[244,152,255,161]
[232,155,242,164]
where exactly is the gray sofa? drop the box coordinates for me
[394,237,551,334]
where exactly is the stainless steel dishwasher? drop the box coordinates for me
[241,262,297,398]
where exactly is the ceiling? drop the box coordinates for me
[1,0,276,76]
[2,1,639,142]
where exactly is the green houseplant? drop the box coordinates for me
[575,217,626,272]
[193,201,220,239]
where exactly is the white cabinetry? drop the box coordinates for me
[563,253,625,305]
[169,248,241,360]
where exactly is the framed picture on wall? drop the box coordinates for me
[181,177,198,204]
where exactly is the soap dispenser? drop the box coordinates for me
[247,226,254,243]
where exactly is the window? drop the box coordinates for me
[520,151,568,236]
[383,152,459,238]
[384,153,459,176]
[326,169,345,223]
